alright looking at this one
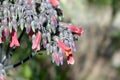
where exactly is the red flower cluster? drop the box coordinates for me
[57,40,75,64]
[0,0,83,66]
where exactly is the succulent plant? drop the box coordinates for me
[0,0,83,79]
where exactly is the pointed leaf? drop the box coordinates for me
[31,21,35,32]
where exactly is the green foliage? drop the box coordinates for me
[111,31,120,50]
[87,0,112,5]
[21,64,32,79]
[55,66,69,80]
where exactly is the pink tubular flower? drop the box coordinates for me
[0,74,6,80]
[67,25,83,36]
[27,0,32,7]
[10,30,20,48]
[50,0,59,7]
[32,31,41,51]
[57,40,71,56]
[57,40,75,64]
[67,54,75,65]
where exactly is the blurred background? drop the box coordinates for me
[7,0,120,80]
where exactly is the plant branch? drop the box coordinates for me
[4,51,41,70]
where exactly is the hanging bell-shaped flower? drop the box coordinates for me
[32,31,41,51]
[53,36,75,64]
[50,0,59,7]
[67,54,75,65]
[0,74,6,80]
[10,30,20,47]
[57,40,72,56]
[67,25,83,36]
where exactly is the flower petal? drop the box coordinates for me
[10,41,14,48]
[32,31,41,51]
[67,54,75,65]
[10,30,20,47]
[67,25,83,36]
[0,74,6,80]
[57,40,72,56]
[50,0,59,7]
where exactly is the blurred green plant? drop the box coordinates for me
[87,0,112,5]
[111,31,120,51]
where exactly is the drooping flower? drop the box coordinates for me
[32,31,41,51]
[10,30,20,47]
[67,25,83,36]
[57,40,75,64]
[57,40,72,56]
[0,74,6,80]
[67,54,75,65]
[50,0,59,7]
